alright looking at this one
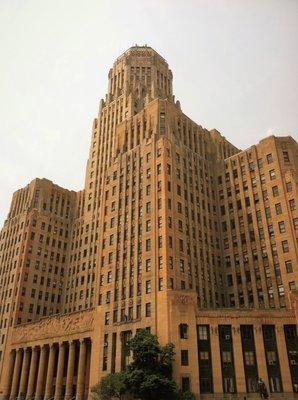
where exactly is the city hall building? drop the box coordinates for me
[0,46,297,399]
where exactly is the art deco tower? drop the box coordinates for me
[0,46,297,399]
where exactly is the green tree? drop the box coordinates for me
[178,390,196,400]
[124,329,179,400]
[91,372,126,400]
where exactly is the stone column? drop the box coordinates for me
[44,344,56,399]
[65,341,75,399]
[210,325,223,393]
[232,326,246,393]
[35,345,47,399]
[54,342,65,400]
[84,340,91,400]
[10,348,23,400]
[76,339,87,400]
[18,348,31,398]
[2,349,16,399]
[254,326,269,388]
[276,324,292,392]
[26,347,38,400]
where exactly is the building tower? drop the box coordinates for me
[0,46,297,399]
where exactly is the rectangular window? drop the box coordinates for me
[283,151,290,163]
[275,203,282,215]
[158,278,163,291]
[278,221,286,233]
[269,169,276,180]
[286,181,292,192]
[146,280,151,293]
[272,186,279,197]
[198,325,208,340]
[285,260,293,273]
[289,199,296,211]
[282,240,289,253]
[145,302,151,317]
[181,350,189,366]
[267,153,273,164]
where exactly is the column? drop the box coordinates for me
[26,347,38,400]
[18,348,31,398]
[84,340,91,400]
[10,348,23,400]
[254,326,269,388]
[210,325,223,393]
[54,342,65,400]
[65,341,76,399]
[44,344,56,399]
[76,339,87,400]
[35,345,47,399]
[276,324,292,392]
[232,326,246,393]
[2,350,16,399]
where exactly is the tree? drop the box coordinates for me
[91,372,126,400]
[92,329,183,400]
[123,329,179,400]
[178,390,196,400]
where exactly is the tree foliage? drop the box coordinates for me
[91,372,126,400]
[124,329,178,400]
[92,329,195,400]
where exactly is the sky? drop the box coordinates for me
[0,0,297,226]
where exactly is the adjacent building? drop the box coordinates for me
[0,46,297,399]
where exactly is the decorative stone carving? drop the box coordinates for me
[179,295,191,305]
[12,309,95,344]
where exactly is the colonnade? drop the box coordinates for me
[3,338,91,400]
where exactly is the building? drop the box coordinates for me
[0,45,297,399]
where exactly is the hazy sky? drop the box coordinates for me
[0,0,297,226]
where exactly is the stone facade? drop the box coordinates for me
[0,46,297,399]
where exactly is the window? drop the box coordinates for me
[275,203,282,215]
[181,377,190,392]
[282,240,289,253]
[158,278,163,291]
[269,169,276,180]
[272,186,279,197]
[286,181,292,192]
[180,324,188,339]
[283,151,290,163]
[227,274,233,287]
[293,218,298,230]
[158,256,163,269]
[267,153,273,164]
[198,325,208,340]
[289,199,296,211]
[285,260,293,273]
[222,351,232,363]
[146,202,151,213]
[105,312,110,325]
[278,221,285,233]
[145,259,151,272]
[146,239,151,251]
[200,351,209,360]
[267,351,276,364]
[146,280,151,293]
[145,302,151,317]
[158,236,162,248]
[146,220,151,232]
[181,350,189,366]
[244,351,255,366]
[289,281,296,290]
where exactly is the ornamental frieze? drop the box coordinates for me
[12,309,95,344]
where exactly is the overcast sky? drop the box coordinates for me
[0,0,297,226]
